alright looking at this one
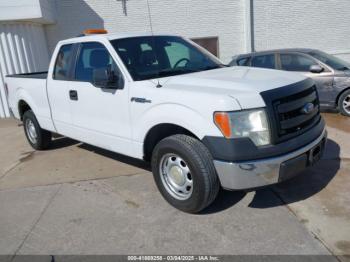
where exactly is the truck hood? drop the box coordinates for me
[159,66,307,109]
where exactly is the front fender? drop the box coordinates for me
[133,103,223,143]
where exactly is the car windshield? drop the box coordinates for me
[110,35,224,81]
[309,50,350,71]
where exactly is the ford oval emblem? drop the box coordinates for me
[301,102,315,115]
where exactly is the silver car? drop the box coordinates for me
[230,49,350,116]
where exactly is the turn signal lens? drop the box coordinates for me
[214,112,232,138]
[83,29,108,35]
[214,109,271,146]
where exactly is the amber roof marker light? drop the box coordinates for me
[83,29,108,35]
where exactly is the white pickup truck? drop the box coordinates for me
[5,32,326,213]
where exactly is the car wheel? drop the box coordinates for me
[339,90,350,117]
[23,110,52,150]
[151,134,220,213]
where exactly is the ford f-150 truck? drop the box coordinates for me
[5,31,326,213]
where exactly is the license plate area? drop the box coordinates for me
[279,136,326,182]
[308,138,326,166]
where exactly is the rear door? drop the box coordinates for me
[68,41,133,156]
[47,43,75,134]
[251,53,277,69]
[278,52,334,105]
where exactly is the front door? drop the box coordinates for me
[305,70,334,108]
[47,43,74,134]
[68,41,133,156]
[279,52,334,106]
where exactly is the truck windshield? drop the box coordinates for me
[309,50,350,71]
[110,36,224,81]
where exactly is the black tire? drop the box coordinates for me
[338,89,350,117]
[23,110,52,150]
[151,134,220,213]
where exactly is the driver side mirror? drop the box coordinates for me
[310,65,324,74]
[92,67,121,89]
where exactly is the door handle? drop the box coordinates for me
[69,90,78,101]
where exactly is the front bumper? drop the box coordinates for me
[213,128,327,190]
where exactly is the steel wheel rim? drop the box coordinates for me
[159,153,193,200]
[25,119,37,144]
[343,95,350,114]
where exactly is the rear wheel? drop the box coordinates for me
[339,90,350,117]
[23,110,52,150]
[151,134,220,213]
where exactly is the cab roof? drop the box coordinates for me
[58,32,178,45]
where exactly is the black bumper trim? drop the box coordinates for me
[202,117,325,162]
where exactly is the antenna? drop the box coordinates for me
[146,0,154,34]
[146,0,162,88]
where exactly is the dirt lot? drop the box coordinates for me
[0,113,349,260]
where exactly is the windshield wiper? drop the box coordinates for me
[151,65,222,78]
[157,68,196,77]
[338,66,350,71]
[202,65,222,71]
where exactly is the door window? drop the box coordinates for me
[251,54,275,69]
[280,53,318,72]
[75,42,123,85]
[237,57,250,66]
[53,44,73,80]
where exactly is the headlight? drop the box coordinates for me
[214,109,271,146]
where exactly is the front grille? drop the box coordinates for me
[261,79,321,144]
[274,85,320,137]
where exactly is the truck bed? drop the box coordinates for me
[6,71,48,79]
[5,72,54,132]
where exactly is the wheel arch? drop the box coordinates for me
[336,87,350,107]
[143,123,200,162]
[15,88,39,121]
[18,100,32,120]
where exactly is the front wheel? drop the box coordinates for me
[23,110,52,150]
[151,135,220,213]
[339,90,350,117]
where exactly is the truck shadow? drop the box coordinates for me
[249,139,341,209]
[46,136,340,213]
[200,189,246,214]
[78,143,151,171]
[47,137,150,171]
[49,136,80,150]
